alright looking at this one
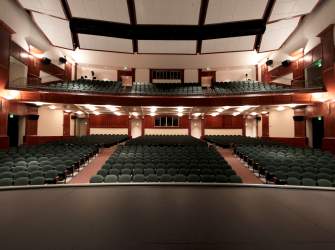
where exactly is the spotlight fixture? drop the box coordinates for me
[41,57,51,65]
[59,57,67,64]
[266,59,273,66]
[276,106,286,111]
[281,60,291,67]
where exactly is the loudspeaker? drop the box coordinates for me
[255,116,261,121]
[41,57,51,65]
[71,115,77,120]
[59,57,67,64]
[293,116,305,121]
[27,114,39,120]
[266,59,273,66]
[281,60,291,67]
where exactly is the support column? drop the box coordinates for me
[128,116,132,138]
[188,117,191,136]
[200,117,205,139]
[63,112,70,136]
[0,21,13,149]
[262,114,269,137]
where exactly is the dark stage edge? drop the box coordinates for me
[1,185,335,250]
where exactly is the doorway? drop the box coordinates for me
[7,114,19,147]
[312,117,324,149]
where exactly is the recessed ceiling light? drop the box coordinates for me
[76,111,83,115]
[216,108,223,113]
[105,105,118,112]
[49,105,56,110]
[93,111,100,115]
[85,104,97,111]
[33,102,43,106]
[193,113,201,117]
[261,111,268,114]
[250,112,258,116]
[150,106,157,112]
[177,112,183,117]
[276,106,285,111]
[232,112,240,116]
[64,110,72,113]
[149,112,156,117]
[114,111,121,116]
[177,106,184,112]
[211,112,219,116]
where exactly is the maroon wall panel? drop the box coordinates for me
[25,119,38,136]
[262,114,269,137]
[63,113,70,136]
[24,136,74,145]
[89,114,129,128]
[267,137,308,147]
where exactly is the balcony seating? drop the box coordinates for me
[23,79,309,96]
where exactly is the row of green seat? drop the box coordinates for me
[90,174,242,183]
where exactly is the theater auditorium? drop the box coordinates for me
[1,0,335,249]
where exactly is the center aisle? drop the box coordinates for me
[218,148,263,184]
[68,146,116,184]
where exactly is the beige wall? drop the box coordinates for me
[269,109,295,138]
[135,69,150,82]
[191,119,202,139]
[144,128,188,135]
[90,128,128,134]
[131,118,142,138]
[37,106,64,136]
[70,117,75,136]
[245,117,257,137]
[216,66,256,82]
[184,69,198,82]
[77,66,117,81]
[204,129,242,135]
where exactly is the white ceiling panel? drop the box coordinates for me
[32,12,73,49]
[202,35,256,53]
[79,34,133,53]
[135,0,201,25]
[18,0,66,18]
[138,41,197,54]
[205,0,267,24]
[260,17,300,52]
[67,0,130,23]
[269,0,319,22]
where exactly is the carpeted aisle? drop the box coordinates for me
[218,148,263,184]
[68,146,116,184]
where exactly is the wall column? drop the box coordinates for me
[128,116,132,138]
[200,117,205,139]
[63,112,70,136]
[261,114,269,137]
[0,21,13,149]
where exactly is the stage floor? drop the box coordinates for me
[1,185,335,250]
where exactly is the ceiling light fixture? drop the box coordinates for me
[76,111,83,115]
[49,105,57,110]
[261,111,268,114]
[211,112,219,116]
[177,112,183,117]
[276,106,285,111]
[177,106,184,112]
[93,111,100,115]
[150,106,157,112]
[232,112,240,116]
[105,105,118,112]
[114,111,121,116]
[250,112,258,116]
[193,113,201,117]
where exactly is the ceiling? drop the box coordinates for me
[26,102,304,117]
[17,0,320,54]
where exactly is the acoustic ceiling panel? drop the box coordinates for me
[138,40,197,54]
[67,0,130,23]
[269,0,319,22]
[260,17,300,52]
[18,0,66,18]
[32,12,73,49]
[202,35,256,53]
[135,0,201,25]
[205,0,267,24]
[78,34,133,53]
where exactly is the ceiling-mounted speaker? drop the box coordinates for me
[293,116,305,121]
[281,60,291,67]
[41,57,51,65]
[266,59,273,66]
[27,114,39,120]
[59,57,67,64]
[255,116,261,121]
[71,115,77,120]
